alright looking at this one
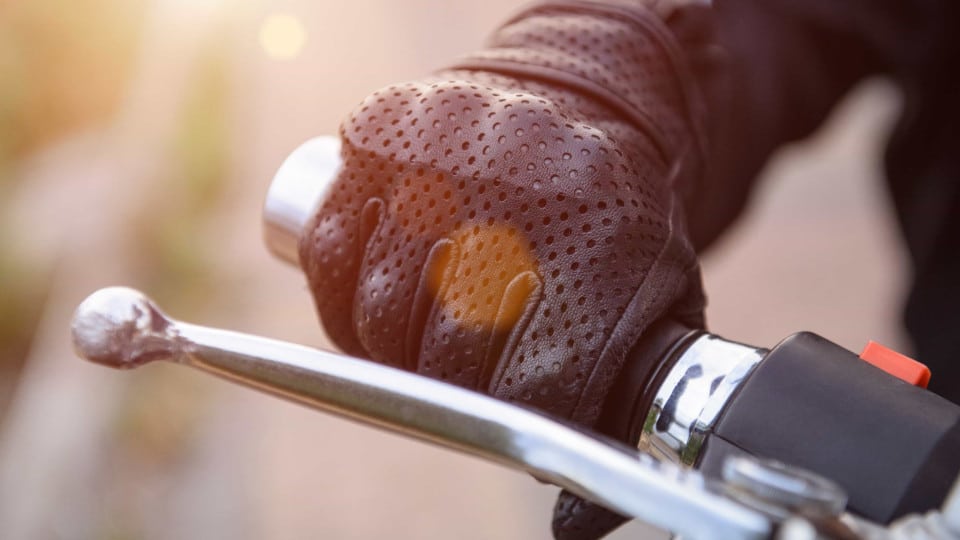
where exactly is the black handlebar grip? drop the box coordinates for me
[697,332,960,523]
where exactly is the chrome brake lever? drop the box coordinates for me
[71,286,772,540]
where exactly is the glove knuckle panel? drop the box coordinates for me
[302,77,695,419]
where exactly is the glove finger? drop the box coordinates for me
[416,225,543,390]
[352,166,490,368]
[552,489,628,540]
[300,145,387,357]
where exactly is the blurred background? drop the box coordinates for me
[0,0,906,538]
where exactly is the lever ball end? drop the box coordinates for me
[72,287,182,369]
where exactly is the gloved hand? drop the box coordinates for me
[298,1,707,537]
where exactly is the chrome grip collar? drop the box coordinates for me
[263,136,342,266]
[640,333,766,465]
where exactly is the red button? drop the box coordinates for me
[859,341,930,388]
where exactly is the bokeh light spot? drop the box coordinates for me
[258,13,307,60]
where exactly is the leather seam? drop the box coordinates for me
[497,0,708,161]
[447,57,673,165]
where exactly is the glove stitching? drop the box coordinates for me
[447,56,673,166]
[485,271,544,392]
[414,239,464,373]
[407,238,458,371]
[355,197,394,364]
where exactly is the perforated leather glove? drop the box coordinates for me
[298,1,707,537]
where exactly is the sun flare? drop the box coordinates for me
[259,13,307,61]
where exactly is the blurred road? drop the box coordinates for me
[0,0,905,538]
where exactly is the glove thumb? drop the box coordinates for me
[552,489,629,540]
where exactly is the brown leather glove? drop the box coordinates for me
[298,1,707,537]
